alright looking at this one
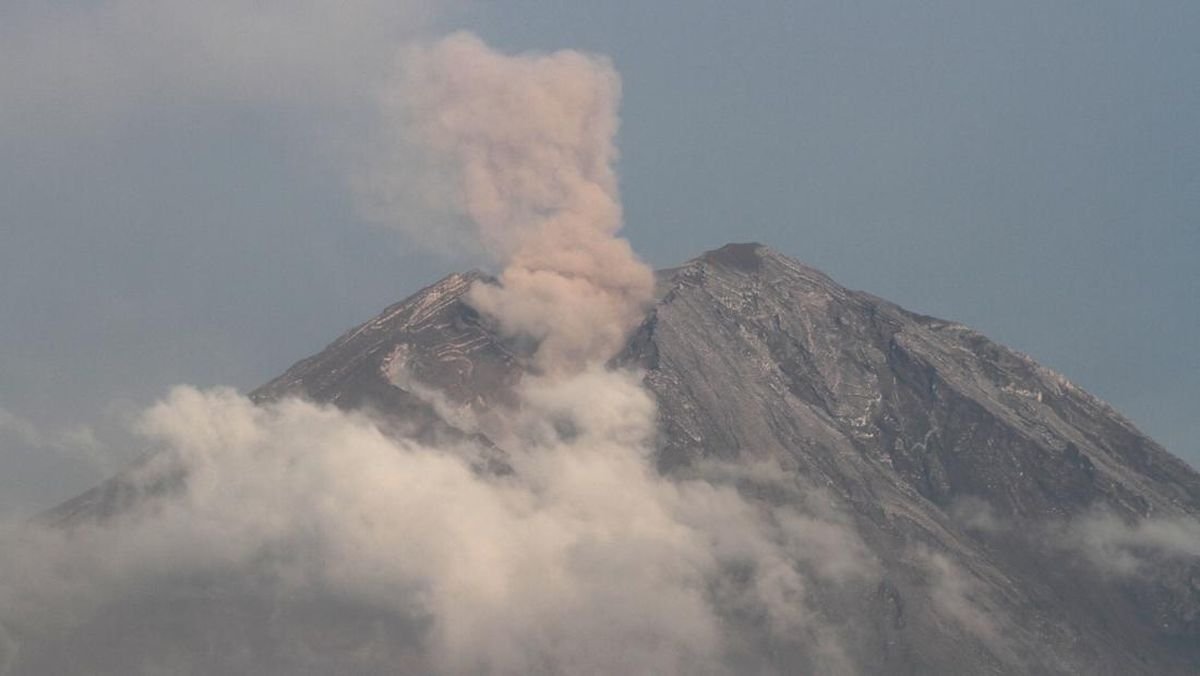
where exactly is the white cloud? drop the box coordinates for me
[915,547,1003,646]
[0,380,876,673]
[0,407,112,476]
[1065,509,1200,577]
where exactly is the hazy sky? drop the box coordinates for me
[2,1,1197,515]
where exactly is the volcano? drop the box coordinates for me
[27,243,1200,675]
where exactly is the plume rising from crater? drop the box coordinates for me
[4,26,1200,676]
[373,32,655,372]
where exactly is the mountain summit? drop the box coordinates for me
[27,244,1200,674]
[258,242,1200,517]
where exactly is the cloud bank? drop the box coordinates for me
[0,380,875,674]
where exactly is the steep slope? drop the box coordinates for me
[634,244,1200,517]
[256,242,1200,673]
[28,243,1200,675]
[251,270,523,436]
[621,243,1200,673]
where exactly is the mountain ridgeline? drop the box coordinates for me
[34,244,1200,674]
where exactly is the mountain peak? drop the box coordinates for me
[661,242,844,306]
[700,242,769,272]
[39,244,1200,675]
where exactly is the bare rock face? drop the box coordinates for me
[621,244,1200,673]
[27,244,1200,675]
[637,244,1199,512]
[251,270,524,438]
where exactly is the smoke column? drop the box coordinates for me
[0,31,878,676]
[385,32,656,372]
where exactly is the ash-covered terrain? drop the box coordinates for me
[22,242,1200,675]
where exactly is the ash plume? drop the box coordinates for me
[0,31,876,676]
[371,32,656,372]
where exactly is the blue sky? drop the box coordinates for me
[1,1,1197,514]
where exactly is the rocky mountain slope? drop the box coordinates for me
[28,243,1200,675]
